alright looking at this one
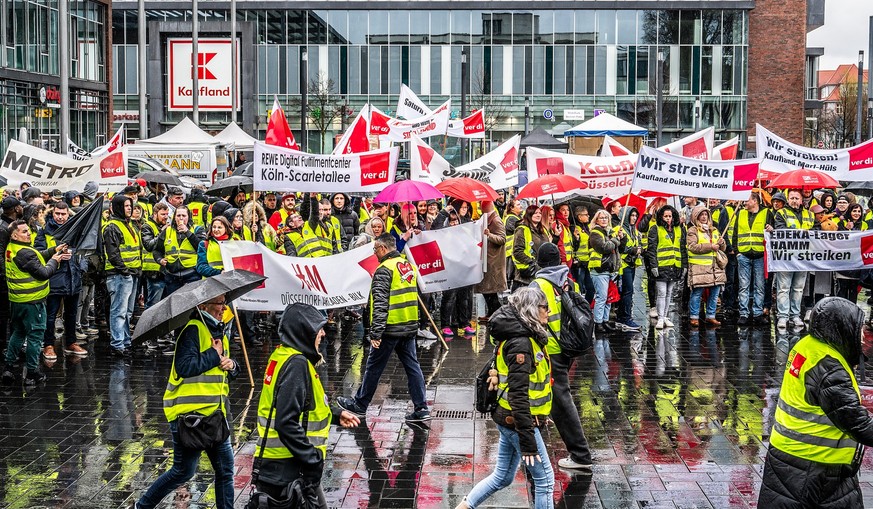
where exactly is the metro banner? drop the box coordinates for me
[0,140,127,192]
[632,145,759,200]
[253,141,399,193]
[525,147,635,197]
[220,241,378,311]
[765,230,873,272]
[369,101,451,142]
[404,218,485,293]
[756,124,873,180]
[411,134,519,190]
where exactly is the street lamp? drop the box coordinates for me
[857,50,864,146]
[301,48,308,152]
[524,96,530,136]
[868,98,873,141]
[461,48,468,164]
[656,50,665,146]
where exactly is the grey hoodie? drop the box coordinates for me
[531,264,571,290]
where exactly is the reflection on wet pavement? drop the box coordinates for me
[3,298,873,508]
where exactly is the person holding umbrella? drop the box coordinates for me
[135,290,242,509]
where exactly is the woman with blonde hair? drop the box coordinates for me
[589,208,625,333]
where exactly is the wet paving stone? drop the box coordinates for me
[3,293,873,508]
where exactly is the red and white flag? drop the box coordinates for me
[369,100,451,142]
[404,218,485,293]
[712,137,739,161]
[447,109,486,139]
[91,125,126,158]
[599,135,632,157]
[265,96,300,150]
[332,105,371,155]
[409,134,452,185]
[658,127,715,160]
[396,84,431,120]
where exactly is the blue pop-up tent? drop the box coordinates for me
[563,112,648,137]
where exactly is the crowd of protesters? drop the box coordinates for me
[4,171,873,509]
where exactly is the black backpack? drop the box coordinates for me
[550,281,595,356]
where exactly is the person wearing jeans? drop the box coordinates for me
[646,205,686,330]
[773,189,814,328]
[737,255,766,323]
[587,209,624,334]
[457,288,555,509]
[102,195,142,357]
[731,193,771,326]
[685,205,726,327]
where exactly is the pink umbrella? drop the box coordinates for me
[373,179,443,203]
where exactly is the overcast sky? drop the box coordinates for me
[807,1,873,69]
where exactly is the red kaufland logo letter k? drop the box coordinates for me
[192,53,218,80]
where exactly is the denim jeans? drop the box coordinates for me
[572,265,595,303]
[352,335,428,411]
[76,283,94,327]
[44,293,80,347]
[776,271,807,320]
[689,285,721,319]
[466,425,554,509]
[137,421,235,509]
[106,274,136,350]
[737,255,765,318]
[655,280,677,319]
[616,266,635,323]
[145,276,166,309]
[591,271,611,324]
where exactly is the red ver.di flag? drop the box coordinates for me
[254,141,399,193]
[658,127,715,160]
[414,135,520,190]
[219,241,377,310]
[632,145,758,201]
[370,100,451,142]
[404,219,485,293]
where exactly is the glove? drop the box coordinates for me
[651,267,659,278]
[301,460,324,486]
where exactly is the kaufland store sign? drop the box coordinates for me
[167,38,240,111]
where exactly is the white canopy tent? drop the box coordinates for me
[138,117,220,145]
[213,122,258,151]
[563,112,647,137]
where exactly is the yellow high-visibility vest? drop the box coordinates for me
[163,319,230,422]
[495,337,552,415]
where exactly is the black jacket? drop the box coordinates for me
[153,223,206,276]
[589,225,624,274]
[330,193,360,251]
[369,250,419,340]
[0,213,17,280]
[488,304,550,455]
[34,217,86,295]
[7,238,59,303]
[760,297,873,508]
[103,195,141,277]
[646,205,686,281]
[257,304,346,486]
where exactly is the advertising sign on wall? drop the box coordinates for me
[167,38,240,111]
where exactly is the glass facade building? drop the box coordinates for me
[0,0,110,155]
[112,4,751,151]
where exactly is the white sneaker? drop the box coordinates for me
[777,317,788,329]
[663,317,674,327]
[557,457,594,470]
[417,328,437,340]
[648,307,658,318]
[792,317,805,328]
[656,318,665,329]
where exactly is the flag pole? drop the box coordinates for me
[232,303,255,387]
[419,294,448,350]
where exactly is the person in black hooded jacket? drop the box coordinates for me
[253,303,360,507]
[330,193,359,251]
[759,297,873,508]
[103,195,141,356]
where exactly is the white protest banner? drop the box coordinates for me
[659,127,715,160]
[632,145,759,200]
[369,100,451,142]
[90,125,126,158]
[421,135,519,190]
[220,241,379,310]
[254,141,399,193]
[396,84,431,120]
[67,139,90,161]
[1,140,127,192]
[447,109,486,139]
[599,135,632,157]
[526,147,635,197]
[409,134,452,185]
[765,229,873,272]
[713,137,739,161]
[756,124,873,180]
[404,219,485,293]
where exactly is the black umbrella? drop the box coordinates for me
[134,171,184,187]
[132,269,267,343]
[51,196,104,256]
[234,162,253,177]
[206,175,253,197]
[845,181,873,197]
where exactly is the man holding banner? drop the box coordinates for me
[731,193,772,326]
[773,190,814,329]
[337,234,431,424]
